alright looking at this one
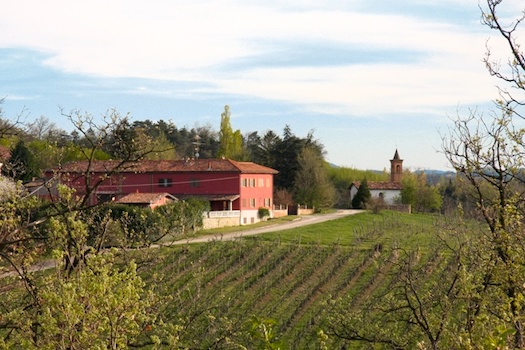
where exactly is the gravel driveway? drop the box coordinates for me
[165,209,363,245]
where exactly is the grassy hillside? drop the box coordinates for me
[128,211,454,349]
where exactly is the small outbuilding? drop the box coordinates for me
[116,192,178,210]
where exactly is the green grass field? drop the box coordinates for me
[252,211,439,247]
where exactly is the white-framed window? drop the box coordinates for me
[250,198,256,207]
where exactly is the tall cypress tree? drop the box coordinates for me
[217,105,243,159]
[7,140,39,181]
[352,179,371,209]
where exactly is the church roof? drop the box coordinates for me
[392,149,402,161]
[350,181,402,191]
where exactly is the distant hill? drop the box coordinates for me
[417,169,456,185]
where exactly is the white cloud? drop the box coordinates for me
[0,1,484,72]
[4,94,40,101]
[0,0,512,118]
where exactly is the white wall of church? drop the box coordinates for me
[350,186,401,206]
[369,189,400,205]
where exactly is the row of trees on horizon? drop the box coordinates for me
[0,102,341,209]
[1,99,461,212]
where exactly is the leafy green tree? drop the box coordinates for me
[443,110,525,346]
[272,126,302,190]
[0,111,187,348]
[294,147,336,210]
[257,130,280,166]
[0,183,182,348]
[272,126,325,192]
[33,254,151,349]
[83,197,209,249]
[351,179,370,209]
[162,123,219,160]
[439,1,525,346]
[0,207,171,349]
[231,129,244,161]
[218,105,243,159]
[60,143,112,163]
[400,172,417,207]
[401,171,442,213]
[138,129,177,160]
[27,139,58,172]
[191,124,220,159]
[128,120,177,160]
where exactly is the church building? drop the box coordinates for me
[349,150,404,206]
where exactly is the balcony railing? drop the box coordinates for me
[204,210,240,218]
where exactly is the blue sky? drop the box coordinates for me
[1,0,522,170]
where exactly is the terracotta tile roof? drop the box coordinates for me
[228,159,279,174]
[24,178,47,188]
[351,181,403,190]
[54,159,278,174]
[177,194,240,201]
[116,192,177,204]
[0,145,10,161]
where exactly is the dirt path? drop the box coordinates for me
[163,209,363,245]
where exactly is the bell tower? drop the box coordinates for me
[390,149,403,183]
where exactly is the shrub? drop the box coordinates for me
[258,207,270,220]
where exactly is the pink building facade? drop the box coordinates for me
[47,158,278,225]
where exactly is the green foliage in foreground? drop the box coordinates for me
[0,211,504,349]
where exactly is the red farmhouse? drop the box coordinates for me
[49,158,278,225]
